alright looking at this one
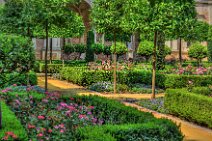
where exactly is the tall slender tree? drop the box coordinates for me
[123,0,178,98]
[91,0,126,94]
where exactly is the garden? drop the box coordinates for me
[0,0,212,141]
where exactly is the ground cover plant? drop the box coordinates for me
[0,85,183,140]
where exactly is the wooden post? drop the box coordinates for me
[45,20,48,92]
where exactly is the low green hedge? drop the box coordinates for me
[60,67,165,88]
[164,74,212,89]
[191,87,211,96]
[75,120,183,141]
[69,95,155,124]
[0,101,28,140]
[3,71,37,87]
[165,89,212,128]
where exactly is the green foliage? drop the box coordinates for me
[0,101,28,140]
[5,71,37,87]
[63,44,86,54]
[156,32,166,70]
[0,34,35,87]
[75,121,183,141]
[137,41,154,61]
[75,44,86,54]
[91,43,104,55]
[170,0,197,41]
[103,45,112,56]
[64,43,75,54]
[60,67,166,88]
[165,74,212,89]
[165,89,212,128]
[188,42,208,64]
[86,30,95,62]
[91,0,124,34]
[208,41,212,62]
[187,21,209,42]
[111,42,128,55]
[191,87,211,96]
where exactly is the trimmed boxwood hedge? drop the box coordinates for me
[165,74,212,89]
[75,120,183,141]
[60,67,166,88]
[60,67,212,89]
[165,89,212,128]
[0,101,28,140]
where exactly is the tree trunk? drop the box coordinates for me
[50,38,53,64]
[45,20,49,92]
[113,33,117,94]
[152,31,157,99]
[179,38,182,66]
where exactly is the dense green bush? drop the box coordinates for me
[3,71,37,87]
[191,87,211,96]
[137,41,154,61]
[0,101,28,140]
[165,89,212,128]
[0,34,35,88]
[64,43,75,54]
[188,42,208,65]
[75,120,183,141]
[165,74,212,89]
[111,42,128,55]
[91,43,104,54]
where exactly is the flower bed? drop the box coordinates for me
[0,87,183,140]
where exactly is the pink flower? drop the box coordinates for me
[48,129,52,133]
[37,133,43,137]
[37,115,45,120]
[27,124,35,129]
[60,129,64,133]
[13,84,17,86]
[79,114,86,119]
[89,106,94,109]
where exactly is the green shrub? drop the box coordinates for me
[38,63,63,73]
[75,120,183,141]
[0,101,28,140]
[111,42,128,55]
[165,89,212,128]
[64,43,75,54]
[4,71,37,87]
[137,41,154,61]
[70,95,154,124]
[103,45,111,56]
[165,74,212,89]
[188,42,208,65]
[192,87,211,96]
[60,67,166,88]
[91,43,104,54]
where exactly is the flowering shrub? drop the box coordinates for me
[165,65,212,75]
[3,89,101,140]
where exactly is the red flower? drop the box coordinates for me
[27,124,35,129]
[70,97,74,101]
[37,133,43,137]
[37,115,45,120]
[48,129,52,133]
